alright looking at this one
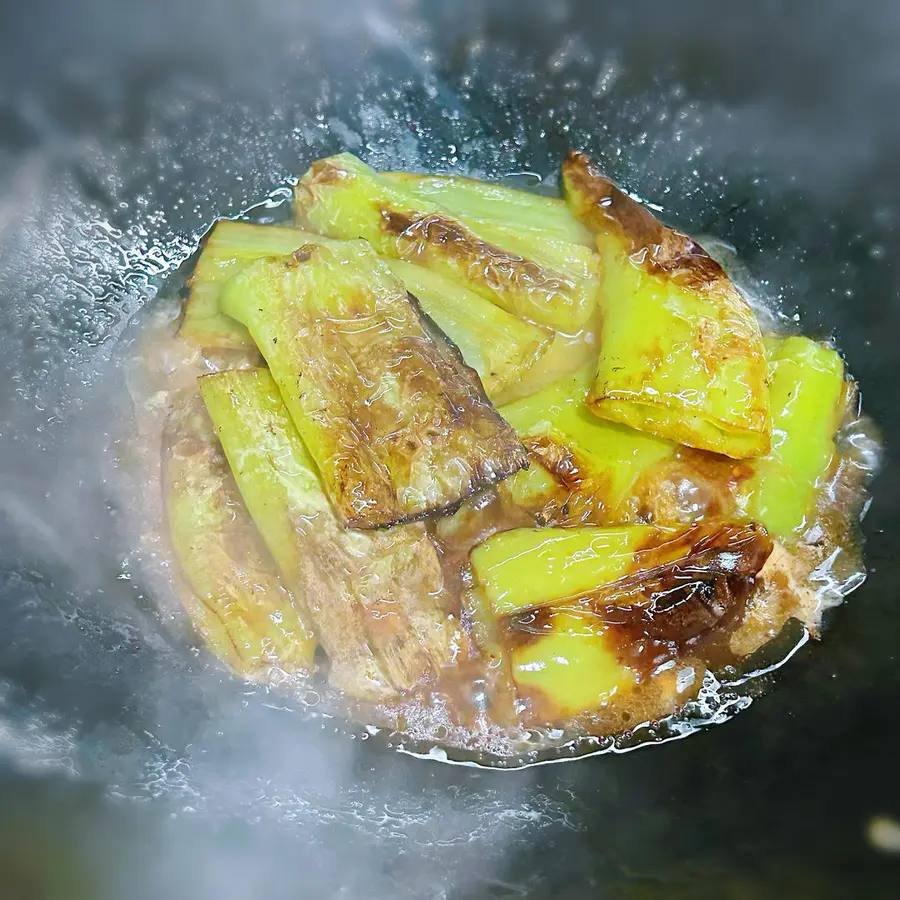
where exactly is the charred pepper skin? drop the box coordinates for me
[200,368,456,701]
[472,524,672,618]
[473,522,772,724]
[383,258,553,399]
[382,170,595,248]
[219,240,526,529]
[181,220,550,399]
[563,150,771,459]
[294,152,600,332]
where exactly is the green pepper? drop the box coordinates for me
[508,607,702,727]
[470,525,673,617]
[741,335,847,538]
[562,150,771,458]
[200,368,456,700]
[501,339,848,537]
[509,609,638,718]
[498,365,676,523]
[180,219,550,400]
[383,258,552,399]
[470,519,772,621]
[162,390,316,674]
[495,521,772,724]
[180,220,328,349]
[293,153,599,331]
[219,240,526,529]
[382,171,595,247]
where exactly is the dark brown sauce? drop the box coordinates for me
[431,489,534,601]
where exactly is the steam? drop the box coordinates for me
[0,0,895,896]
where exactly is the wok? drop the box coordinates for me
[0,1,897,897]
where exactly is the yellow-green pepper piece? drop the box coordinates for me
[499,365,676,522]
[470,525,675,617]
[741,336,847,538]
[200,368,455,700]
[383,258,552,399]
[502,522,773,723]
[162,390,316,674]
[180,219,545,398]
[219,240,526,529]
[382,171,595,247]
[293,153,599,332]
[510,609,637,717]
[180,220,328,349]
[562,150,771,458]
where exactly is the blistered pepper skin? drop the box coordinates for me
[219,240,526,529]
[200,368,456,701]
[383,258,553,399]
[180,220,328,349]
[294,153,599,332]
[563,150,771,459]
[162,390,317,674]
[382,171,595,247]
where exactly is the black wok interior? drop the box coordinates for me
[0,1,898,897]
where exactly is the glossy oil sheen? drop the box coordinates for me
[131,179,880,769]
